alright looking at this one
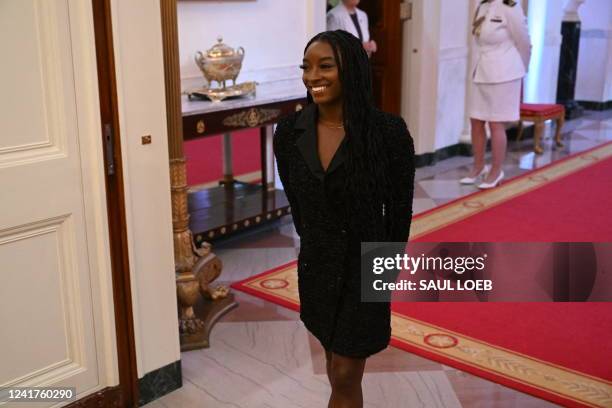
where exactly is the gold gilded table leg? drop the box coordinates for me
[555,113,565,148]
[222,132,234,184]
[160,0,235,351]
[516,120,524,141]
[534,121,545,154]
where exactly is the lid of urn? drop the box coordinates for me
[206,36,237,58]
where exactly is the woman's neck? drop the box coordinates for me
[343,3,356,14]
[317,102,343,125]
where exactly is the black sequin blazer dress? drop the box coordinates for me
[273,103,415,358]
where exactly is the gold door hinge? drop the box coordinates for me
[400,1,412,21]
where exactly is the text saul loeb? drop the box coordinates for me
[371,254,493,292]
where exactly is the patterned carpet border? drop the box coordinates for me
[410,141,612,239]
[232,141,612,408]
[233,264,612,408]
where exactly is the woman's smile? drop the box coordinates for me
[310,85,329,95]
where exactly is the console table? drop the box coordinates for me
[182,78,306,244]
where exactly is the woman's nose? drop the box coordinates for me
[304,67,322,82]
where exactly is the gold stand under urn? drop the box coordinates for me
[171,159,238,351]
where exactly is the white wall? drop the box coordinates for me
[177,0,326,88]
[111,0,181,377]
[575,0,612,103]
[523,0,612,104]
[402,0,470,155]
[524,0,563,103]
[403,0,592,155]
[435,0,470,150]
[402,0,438,155]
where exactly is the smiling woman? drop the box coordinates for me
[273,30,416,407]
[300,44,342,106]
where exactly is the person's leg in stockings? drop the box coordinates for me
[484,121,507,183]
[468,118,487,177]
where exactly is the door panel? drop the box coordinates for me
[0,0,113,401]
[360,0,403,114]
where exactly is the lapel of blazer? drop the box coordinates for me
[357,9,365,26]
[294,103,347,182]
[326,135,347,176]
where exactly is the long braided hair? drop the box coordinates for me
[304,30,392,241]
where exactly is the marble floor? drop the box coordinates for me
[144,110,611,408]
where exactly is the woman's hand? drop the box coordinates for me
[363,40,377,57]
[369,40,377,53]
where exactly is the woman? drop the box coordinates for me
[273,30,415,407]
[327,0,377,57]
[462,0,531,188]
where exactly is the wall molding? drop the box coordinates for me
[415,142,471,168]
[577,100,612,111]
[439,46,469,61]
[415,124,532,168]
[580,29,612,39]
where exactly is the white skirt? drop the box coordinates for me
[469,78,522,122]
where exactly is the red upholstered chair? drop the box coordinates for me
[517,93,565,154]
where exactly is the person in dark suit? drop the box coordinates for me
[273,30,415,407]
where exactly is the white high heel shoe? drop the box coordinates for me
[460,165,490,185]
[477,170,504,189]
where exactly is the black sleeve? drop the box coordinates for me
[273,118,303,237]
[386,116,415,243]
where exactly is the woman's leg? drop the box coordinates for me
[468,118,487,177]
[484,121,507,182]
[328,352,367,408]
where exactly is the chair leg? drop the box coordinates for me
[555,114,565,148]
[534,121,544,154]
[516,121,524,141]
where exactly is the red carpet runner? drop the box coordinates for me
[232,142,612,408]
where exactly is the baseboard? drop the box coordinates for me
[415,143,472,167]
[138,360,182,406]
[65,386,122,407]
[414,124,534,168]
[577,100,612,111]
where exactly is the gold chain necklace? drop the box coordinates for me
[318,120,344,129]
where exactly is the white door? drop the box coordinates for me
[0,0,117,404]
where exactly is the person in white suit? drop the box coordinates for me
[461,0,531,189]
[327,0,377,57]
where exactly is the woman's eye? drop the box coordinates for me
[320,64,334,69]
[299,64,308,70]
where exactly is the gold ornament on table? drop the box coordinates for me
[195,36,244,88]
[222,107,281,128]
[190,36,257,102]
[191,241,229,301]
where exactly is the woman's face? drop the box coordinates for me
[342,0,360,7]
[301,41,342,106]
